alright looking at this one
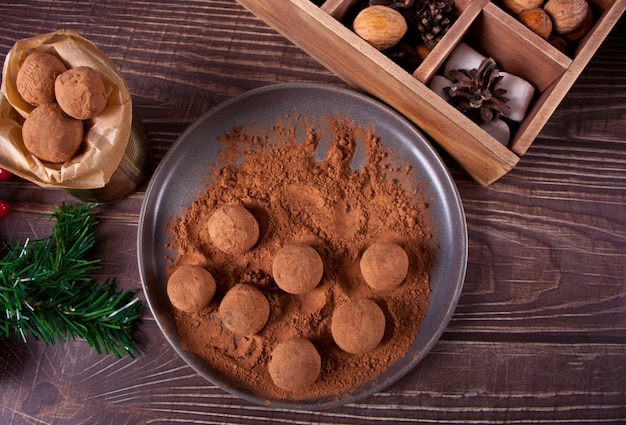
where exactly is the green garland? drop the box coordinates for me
[0,203,142,358]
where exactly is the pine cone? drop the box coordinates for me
[444,57,511,124]
[415,0,454,49]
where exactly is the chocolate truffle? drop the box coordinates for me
[55,66,109,119]
[331,299,386,354]
[218,283,269,336]
[166,264,216,313]
[208,204,259,254]
[268,337,321,391]
[16,51,67,106]
[22,102,83,163]
[272,243,324,294]
[360,242,409,291]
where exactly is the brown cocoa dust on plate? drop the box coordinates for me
[166,112,437,402]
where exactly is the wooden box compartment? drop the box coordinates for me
[237,0,624,185]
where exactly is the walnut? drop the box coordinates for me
[353,5,408,51]
[564,5,593,41]
[544,0,589,34]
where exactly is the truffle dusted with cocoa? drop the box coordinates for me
[207,204,259,254]
[360,242,409,291]
[272,243,324,294]
[166,264,216,313]
[331,298,386,354]
[55,66,109,119]
[22,102,83,163]
[218,283,269,336]
[268,337,321,391]
[16,51,67,106]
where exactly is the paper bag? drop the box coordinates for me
[0,29,132,189]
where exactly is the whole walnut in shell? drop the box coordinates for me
[544,0,589,34]
[353,5,408,51]
[564,5,593,41]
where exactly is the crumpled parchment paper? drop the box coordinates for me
[0,29,132,189]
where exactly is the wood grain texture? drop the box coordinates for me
[0,1,625,423]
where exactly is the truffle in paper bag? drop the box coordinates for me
[0,29,132,189]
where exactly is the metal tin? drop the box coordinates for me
[66,114,149,203]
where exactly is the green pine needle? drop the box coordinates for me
[0,203,143,358]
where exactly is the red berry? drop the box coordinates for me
[0,200,9,218]
[0,168,13,181]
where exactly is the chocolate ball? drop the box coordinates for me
[331,299,386,354]
[360,242,409,291]
[268,337,321,391]
[55,66,109,119]
[166,264,216,313]
[218,283,269,336]
[272,243,324,294]
[22,102,83,163]
[208,204,259,254]
[16,51,67,106]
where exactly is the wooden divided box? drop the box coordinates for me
[237,0,625,185]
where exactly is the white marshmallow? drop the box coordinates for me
[444,42,486,79]
[480,118,511,146]
[499,72,535,122]
[428,75,452,100]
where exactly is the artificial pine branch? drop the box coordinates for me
[0,203,143,358]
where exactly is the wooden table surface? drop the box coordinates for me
[1,1,625,424]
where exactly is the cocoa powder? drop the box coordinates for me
[167,113,436,402]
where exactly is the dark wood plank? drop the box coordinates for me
[449,19,626,344]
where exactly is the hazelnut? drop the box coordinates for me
[353,5,408,51]
[519,8,553,40]
[502,0,545,15]
[415,44,432,61]
[544,0,589,34]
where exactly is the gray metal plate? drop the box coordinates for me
[138,83,467,409]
